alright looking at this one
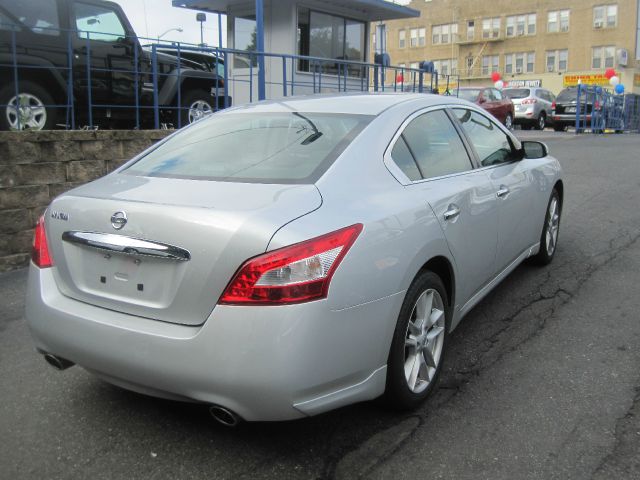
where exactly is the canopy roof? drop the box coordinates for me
[172,0,420,21]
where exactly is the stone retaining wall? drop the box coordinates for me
[0,130,171,272]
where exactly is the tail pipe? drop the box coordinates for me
[43,353,75,371]
[209,405,242,427]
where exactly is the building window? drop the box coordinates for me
[433,58,458,75]
[410,27,426,47]
[504,52,535,74]
[399,29,406,48]
[482,17,500,39]
[506,14,536,37]
[592,45,616,69]
[482,55,499,75]
[297,8,366,76]
[548,10,570,33]
[546,49,568,72]
[432,23,457,44]
[467,20,475,41]
[410,62,419,70]
[594,5,617,28]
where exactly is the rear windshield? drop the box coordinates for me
[557,89,578,102]
[458,89,481,102]
[125,112,372,184]
[504,88,530,99]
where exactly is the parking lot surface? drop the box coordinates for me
[1,132,639,480]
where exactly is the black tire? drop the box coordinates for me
[0,81,58,131]
[553,124,567,132]
[535,113,546,130]
[179,89,214,127]
[531,188,561,266]
[384,271,450,410]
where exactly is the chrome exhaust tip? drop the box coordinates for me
[43,353,75,371]
[209,405,241,427]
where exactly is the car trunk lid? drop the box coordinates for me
[46,174,322,326]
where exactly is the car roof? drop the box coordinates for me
[220,92,468,116]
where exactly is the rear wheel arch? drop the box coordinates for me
[416,256,455,312]
[554,180,564,210]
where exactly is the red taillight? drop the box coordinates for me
[551,101,556,110]
[32,215,53,268]
[219,224,363,306]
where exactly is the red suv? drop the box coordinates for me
[458,87,515,129]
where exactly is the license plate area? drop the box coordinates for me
[68,247,184,308]
[565,107,576,113]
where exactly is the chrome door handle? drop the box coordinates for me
[443,205,461,221]
[496,186,510,198]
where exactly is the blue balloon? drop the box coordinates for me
[615,84,625,94]
[596,86,603,94]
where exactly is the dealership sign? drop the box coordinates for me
[503,79,542,88]
[563,74,610,87]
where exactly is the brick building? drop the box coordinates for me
[375,0,640,94]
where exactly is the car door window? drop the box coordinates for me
[0,0,60,35]
[453,108,518,167]
[493,89,503,100]
[397,109,473,180]
[390,136,422,181]
[483,89,496,101]
[75,3,126,42]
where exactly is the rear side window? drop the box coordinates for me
[75,3,126,42]
[0,0,60,36]
[505,89,530,99]
[125,112,372,184]
[396,110,473,180]
[557,89,578,102]
[390,136,421,181]
[453,109,519,166]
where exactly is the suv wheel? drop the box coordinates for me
[504,113,513,130]
[535,113,546,130]
[180,89,214,126]
[0,82,57,131]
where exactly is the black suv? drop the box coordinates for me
[0,0,229,130]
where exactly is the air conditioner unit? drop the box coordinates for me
[560,26,569,32]
[517,31,525,36]
[594,21,603,28]
[618,48,629,66]
[547,65,555,72]
[516,67,523,74]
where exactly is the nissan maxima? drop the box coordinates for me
[26,93,563,424]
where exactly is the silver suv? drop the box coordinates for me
[504,87,556,130]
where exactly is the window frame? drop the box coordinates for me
[73,1,129,43]
[450,107,523,170]
[383,106,478,186]
[593,4,618,28]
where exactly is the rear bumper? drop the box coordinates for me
[25,265,401,421]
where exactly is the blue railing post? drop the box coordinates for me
[11,30,21,130]
[151,44,160,129]
[249,53,254,102]
[575,83,581,133]
[318,61,322,93]
[176,43,182,128]
[133,36,139,129]
[418,71,424,93]
[85,33,93,128]
[373,65,378,92]
[66,30,75,129]
[223,51,229,108]
[214,50,220,112]
[282,57,287,97]
[218,13,223,48]
[255,0,266,101]
[291,58,295,96]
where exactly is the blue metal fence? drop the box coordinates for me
[573,84,636,133]
[0,24,459,131]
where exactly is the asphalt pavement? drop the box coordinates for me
[1,131,639,479]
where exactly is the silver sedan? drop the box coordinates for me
[26,93,563,424]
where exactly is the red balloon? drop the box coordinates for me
[396,74,404,83]
[605,68,616,79]
[491,72,501,82]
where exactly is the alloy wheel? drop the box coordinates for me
[403,289,445,393]
[505,114,513,130]
[6,93,47,130]
[188,100,213,123]
[538,115,546,130]
[546,196,560,256]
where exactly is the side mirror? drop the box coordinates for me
[521,141,548,159]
